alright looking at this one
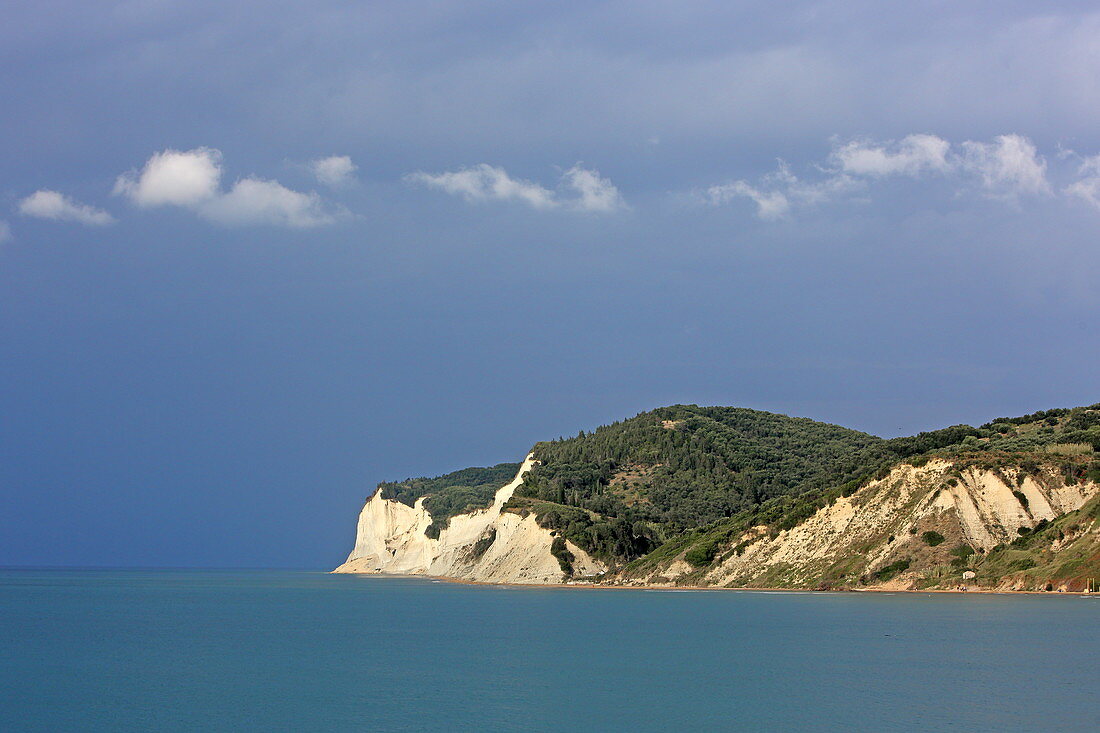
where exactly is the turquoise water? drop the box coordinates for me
[1,570,1098,731]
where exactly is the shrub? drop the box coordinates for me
[1066,409,1100,431]
[949,544,974,567]
[470,529,496,558]
[873,559,911,582]
[1012,490,1029,509]
[550,536,575,576]
[685,538,719,567]
[922,530,946,547]
[950,544,975,559]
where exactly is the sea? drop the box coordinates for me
[1,568,1097,732]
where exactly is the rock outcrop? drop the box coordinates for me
[333,455,606,583]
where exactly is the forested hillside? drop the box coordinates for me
[505,405,981,561]
[362,402,1100,576]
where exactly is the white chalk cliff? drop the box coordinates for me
[333,454,606,583]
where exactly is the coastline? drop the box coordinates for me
[342,571,1098,596]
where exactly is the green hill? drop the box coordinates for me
[506,405,986,561]
[364,402,1100,577]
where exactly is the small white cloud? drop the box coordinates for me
[831,134,952,177]
[0,220,11,242]
[705,133,1052,220]
[114,147,222,207]
[704,161,857,220]
[116,148,338,228]
[1064,154,1100,209]
[408,163,626,213]
[705,180,790,220]
[563,165,627,212]
[199,177,336,227]
[311,155,357,187]
[407,164,558,210]
[18,190,115,226]
[958,134,1050,197]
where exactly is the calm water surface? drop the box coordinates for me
[1,569,1097,731]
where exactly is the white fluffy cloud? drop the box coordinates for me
[708,133,1056,220]
[831,133,1050,198]
[407,163,625,212]
[958,134,1050,197]
[831,134,952,177]
[407,164,557,209]
[310,155,357,187]
[562,165,627,212]
[114,147,222,207]
[200,178,335,227]
[18,190,115,226]
[115,148,337,227]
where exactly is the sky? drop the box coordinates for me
[2,1,1099,568]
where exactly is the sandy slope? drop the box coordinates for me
[624,460,1099,590]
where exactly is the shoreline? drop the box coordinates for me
[339,571,1098,597]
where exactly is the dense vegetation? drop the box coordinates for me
[519,405,890,524]
[512,405,1003,562]
[515,403,1100,566]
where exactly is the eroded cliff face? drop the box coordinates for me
[333,455,606,583]
[336,451,1099,591]
[623,460,1100,591]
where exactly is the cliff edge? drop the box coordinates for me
[334,403,1100,591]
[333,455,606,583]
